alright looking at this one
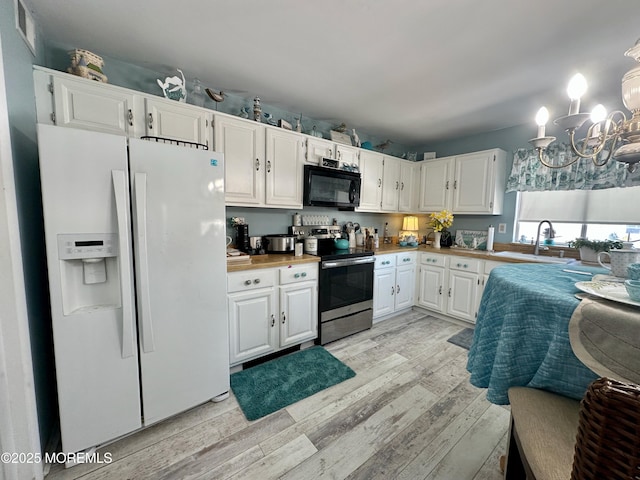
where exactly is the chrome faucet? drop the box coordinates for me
[534,220,555,255]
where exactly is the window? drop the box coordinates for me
[515,187,640,245]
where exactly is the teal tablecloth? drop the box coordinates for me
[467,263,607,404]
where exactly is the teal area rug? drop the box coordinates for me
[447,328,475,350]
[230,346,356,421]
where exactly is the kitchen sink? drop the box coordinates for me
[491,251,574,264]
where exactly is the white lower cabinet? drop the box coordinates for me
[373,252,416,319]
[475,260,503,321]
[417,252,448,312]
[417,253,483,324]
[446,257,481,323]
[227,264,318,366]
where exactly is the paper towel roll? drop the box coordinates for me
[487,226,495,252]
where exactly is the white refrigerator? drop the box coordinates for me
[37,124,229,455]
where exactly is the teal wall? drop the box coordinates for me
[0,0,57,449]
[44,42,415,159]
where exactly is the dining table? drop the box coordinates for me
[467,262,609,405]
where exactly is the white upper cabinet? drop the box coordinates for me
[357,150,384,211]
[264,127,304,208]
[418,149,507,215]
[451,150,505,214]
[144,97,210,147]
[45,72,137,136]
[214,114,265,206]
[335,144,360,169]
[419,157,452,212]
[304,136,336,164]
[381,156,401,211]
[398,161,418,212]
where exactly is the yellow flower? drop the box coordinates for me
[428,210,454,232]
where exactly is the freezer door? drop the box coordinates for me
[128,139,229,425]
[37,125,141,453]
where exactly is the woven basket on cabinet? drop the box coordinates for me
[571,377,640,480]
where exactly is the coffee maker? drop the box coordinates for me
[236,224,250,253]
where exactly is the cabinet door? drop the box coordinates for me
[52,75,135,136]
[336,144,360,168]
[145,97,209,146]
[279,282,318,348]
[305,137,335,164]
[373,268,396,318]
[417,265,446,312]
[395,264,415,310]
[446,270,479,322]
[381,156,401,211]
[398,161,417,212]
[452,151,495,213]
[227,288,277,365]
[265,128,304,208]
[214,115,265,206]
[419,157,452,212]
[358,150,384,211]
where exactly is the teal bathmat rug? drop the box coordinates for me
[230,346,356,421]
[447,328,475,350]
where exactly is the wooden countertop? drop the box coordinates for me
[370,242,578,264]
[227,242,579,271]
[227,253,320,272]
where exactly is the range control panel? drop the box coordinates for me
[57,233,118,260]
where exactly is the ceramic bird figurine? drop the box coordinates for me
[351,128,361,148]
[205,88,225,103]
[376,139,393,152]
[239,107,249,119]
[333,122,347,133]
[263,113,277,125]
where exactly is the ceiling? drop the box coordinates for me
[26,0,640,146]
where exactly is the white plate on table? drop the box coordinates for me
[575,280,640,308]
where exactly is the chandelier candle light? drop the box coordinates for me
[530,39,640,173]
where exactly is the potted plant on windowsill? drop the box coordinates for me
[568,238,623,264]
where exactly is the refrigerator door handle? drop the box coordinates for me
[111,170,136,359]
[134,172,156,353]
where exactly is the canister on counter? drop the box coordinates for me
[294,241,303,256]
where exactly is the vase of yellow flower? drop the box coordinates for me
[429,210,454,248]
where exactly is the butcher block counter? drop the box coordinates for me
[226,253,320,272]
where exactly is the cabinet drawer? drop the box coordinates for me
[449,256,482,273]
[396,251,416,266]
[421,253,448,267]
[375,254,396,269]
[227,269,276,293]
[279,264,318,285]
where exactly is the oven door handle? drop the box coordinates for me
[322,257,375,269]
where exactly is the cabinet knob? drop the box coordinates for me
[401,182,404,191]
[255,158,260,171]
[395,181,399,190]
[301,272,307,277]
[282,312,286,324]
[445,180,449,190]
[294,273,300,278]
[457,263,462,267]
[244,280,252,286]
[271,315,275,327]
[378,178,382,187]
[253,278,260,284]
[396,284,400,294]
[128,109,133,126]
[448,287,452,297]
[148,113,153,129]
[439,286,442,295]
[266,160,272,173]
[464,264,468,268]
[391,286,395,295]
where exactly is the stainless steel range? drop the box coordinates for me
[290,225,374,344]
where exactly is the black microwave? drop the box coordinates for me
[303,165,361,209]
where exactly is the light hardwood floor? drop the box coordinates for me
[46,310,510,480]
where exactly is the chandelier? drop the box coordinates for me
[529,39,640,173]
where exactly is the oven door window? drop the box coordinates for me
[319,263,373,312]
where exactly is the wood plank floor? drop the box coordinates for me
[46,311,510,480]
